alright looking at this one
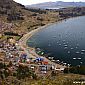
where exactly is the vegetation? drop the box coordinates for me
[0,62,37,84]
[4,32,20,36]
[16,65,36,79]
[64,66,85,75]
[59,7,85,18]
[26,8,47,14]
[0,62,85,85]
[0,0,59,37]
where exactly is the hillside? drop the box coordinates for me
[28,1,85,9]
[0,0,59,36]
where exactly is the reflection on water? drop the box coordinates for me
[27,16,85,66]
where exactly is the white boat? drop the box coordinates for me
[59,44,61,46]
[63,43,66,45]
[64,45,68,47]
[51,60,56,62]
[63,40,65,42]
[80,62,82,64]
[81,52,84,54]
[77,58,81,60]
[56,60,60,62]
[71,48,74,50]
[68,51,70,53]
[81,50,85,52]
[76,52,80,54]
[76,47,78,49]
[73,58,76,60]
[77,44,79,46]
[63,63,67,65]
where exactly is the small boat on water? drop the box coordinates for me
[64,47,68,49]
[68,51,70,53]
[77,44,79,46]
[48,57,54,60]
[76,52,80,54]
[80,62,82,64]
[76,47,78,49]
[77,58,81,60]
[63,40,66,42]
[51,60,56,62]
[64,45,68,47]
[59,44,61,46]
[81,52,84,55]
[63,43,66,45]
[73,58,76,60]
[71,48,74,50]
[63,63,67,65]
[81,50,85,52]
[56,60,60,62]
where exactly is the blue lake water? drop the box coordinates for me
[27,16,85,66]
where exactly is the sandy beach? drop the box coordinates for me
[18,23,66,68]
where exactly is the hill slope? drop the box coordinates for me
[0,0,59,35]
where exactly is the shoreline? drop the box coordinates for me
[18,16,85,68]
[18,21,67,68]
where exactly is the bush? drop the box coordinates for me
[4,32,19,36]
[64,66,85,75]
[16,65,34,79]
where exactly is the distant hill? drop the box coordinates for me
[27,1,85,9]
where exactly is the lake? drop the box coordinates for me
[27,16,85,66]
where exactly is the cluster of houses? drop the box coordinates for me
[0,38,65,77]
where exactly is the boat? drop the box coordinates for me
[68,51,70,53]
[80,62,82,64]
[56,60,60,62]
[48,57,54,60]
[64,45,68,47]
[76,47,78,49]
[64,47,68,49]
[63,40,65,42]
[63,43,66,45]
[51,60,56,62]
[73,58,76,60]
[76,44,79,46]
[81,50,85,52]
[71,48,74,50]
[81,52,84,55]
[77,58,81,60]
[76,52,80,54]
[63,63,67,65]
[59,44,61,46]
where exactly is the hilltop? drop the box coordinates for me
[28,1,85,9]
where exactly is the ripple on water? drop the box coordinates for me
[28,16,85,66]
